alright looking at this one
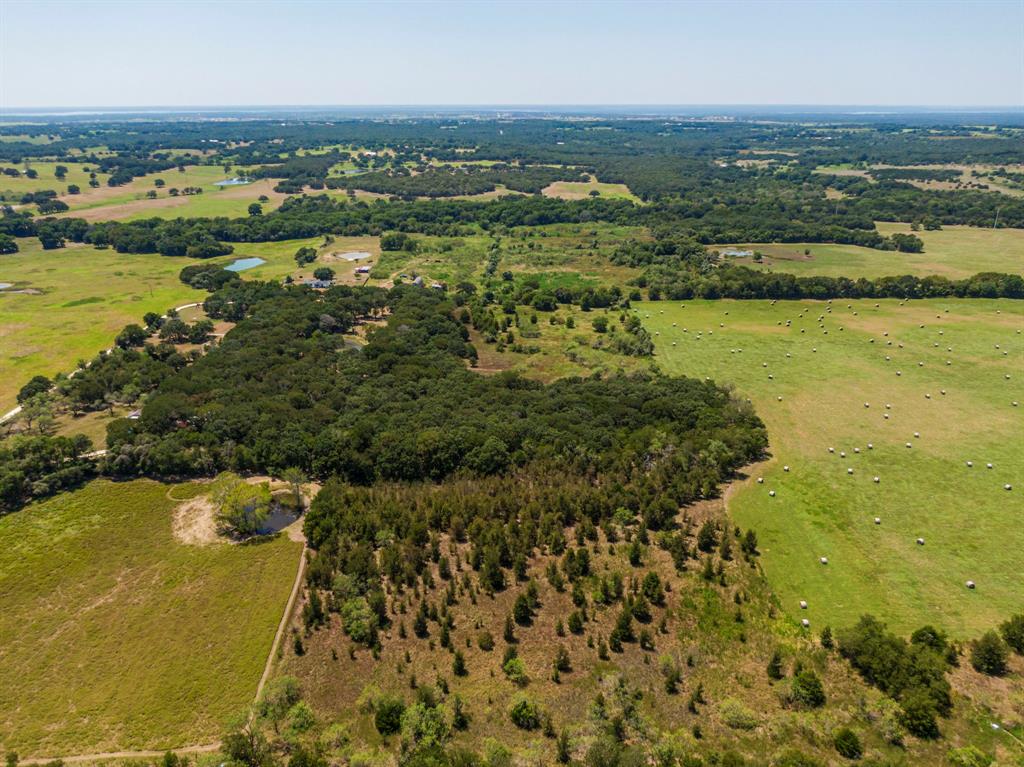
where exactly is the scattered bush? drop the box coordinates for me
[833,727,862,760]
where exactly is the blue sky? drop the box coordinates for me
[1,0,1021,108]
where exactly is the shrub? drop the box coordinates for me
[999,614,1024,654]
[790,670,826,708]
[452,650,467,677]
[946,746,994,767]
[509,696,541,730]
[718,698,758,730]
[899,688,939,739]
[477,630,494,651]
[374,695,405,735]
[503,656,528,687]
[400,702,450,748]
[286,700,316,735]
[970,631,1009,676]
[340,597,375,644]
[833,728,862,760]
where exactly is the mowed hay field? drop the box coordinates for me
[0,479,302,755]
[641,299,1023,637]
[723,224,1024,279]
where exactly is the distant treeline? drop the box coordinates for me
[325,165,587,198]
[868,168,962,183]
[611,230,1024,300]
[641,265,1024,301]
[5,183,1020,258]
[2,118,1022,199]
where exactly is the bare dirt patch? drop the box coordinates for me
[173,496,220,546]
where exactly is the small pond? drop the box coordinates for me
[214,177,253,187]
[225,257,266,272]
[340,251,372,261]
[0,283,12,290]
[256,508,299,535]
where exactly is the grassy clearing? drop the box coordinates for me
[0,239,207,412]
[642,298,1023,637]
[0,160,112,200]
[722,224,1024,279]
[471,304,650,381]
[0,479,301,755]
[0,161,282,220]
[542,177,639,202]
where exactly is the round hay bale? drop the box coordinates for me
[873,476,880,483]
[914,432,920,438]
[987,463,994,469]
[854,447,860,454]
[1005,484,1013,491]
[867,443,873,449]
[840,451,846,458]
[874,517,881,524]
[820,557,828,565]
[847,468,854,475]
[799,600,808,609]
[966,580,975,589]
[916,538,925,545]
[783,465,790,472]
[802,618,811,627]
[828,447,835,453]
[768,490,776,497]
[777,396,783,401]
[905,442,912,448]
[757,477,764,484]
[864,402,870,408]
[966,461,973,467]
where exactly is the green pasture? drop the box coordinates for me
[542,177,640,202]
[0,239,206,412]
[642,298,1023,637]
[0,236,358,412]
[0,479,302,755]
[0,160,112,199]
[721,224,1024,280]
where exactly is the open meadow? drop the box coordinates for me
[642,298,1023,637]
[0,240,206,412]
[722,224,1024,279]
[542,176,639,202]
[0,479,302,756]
